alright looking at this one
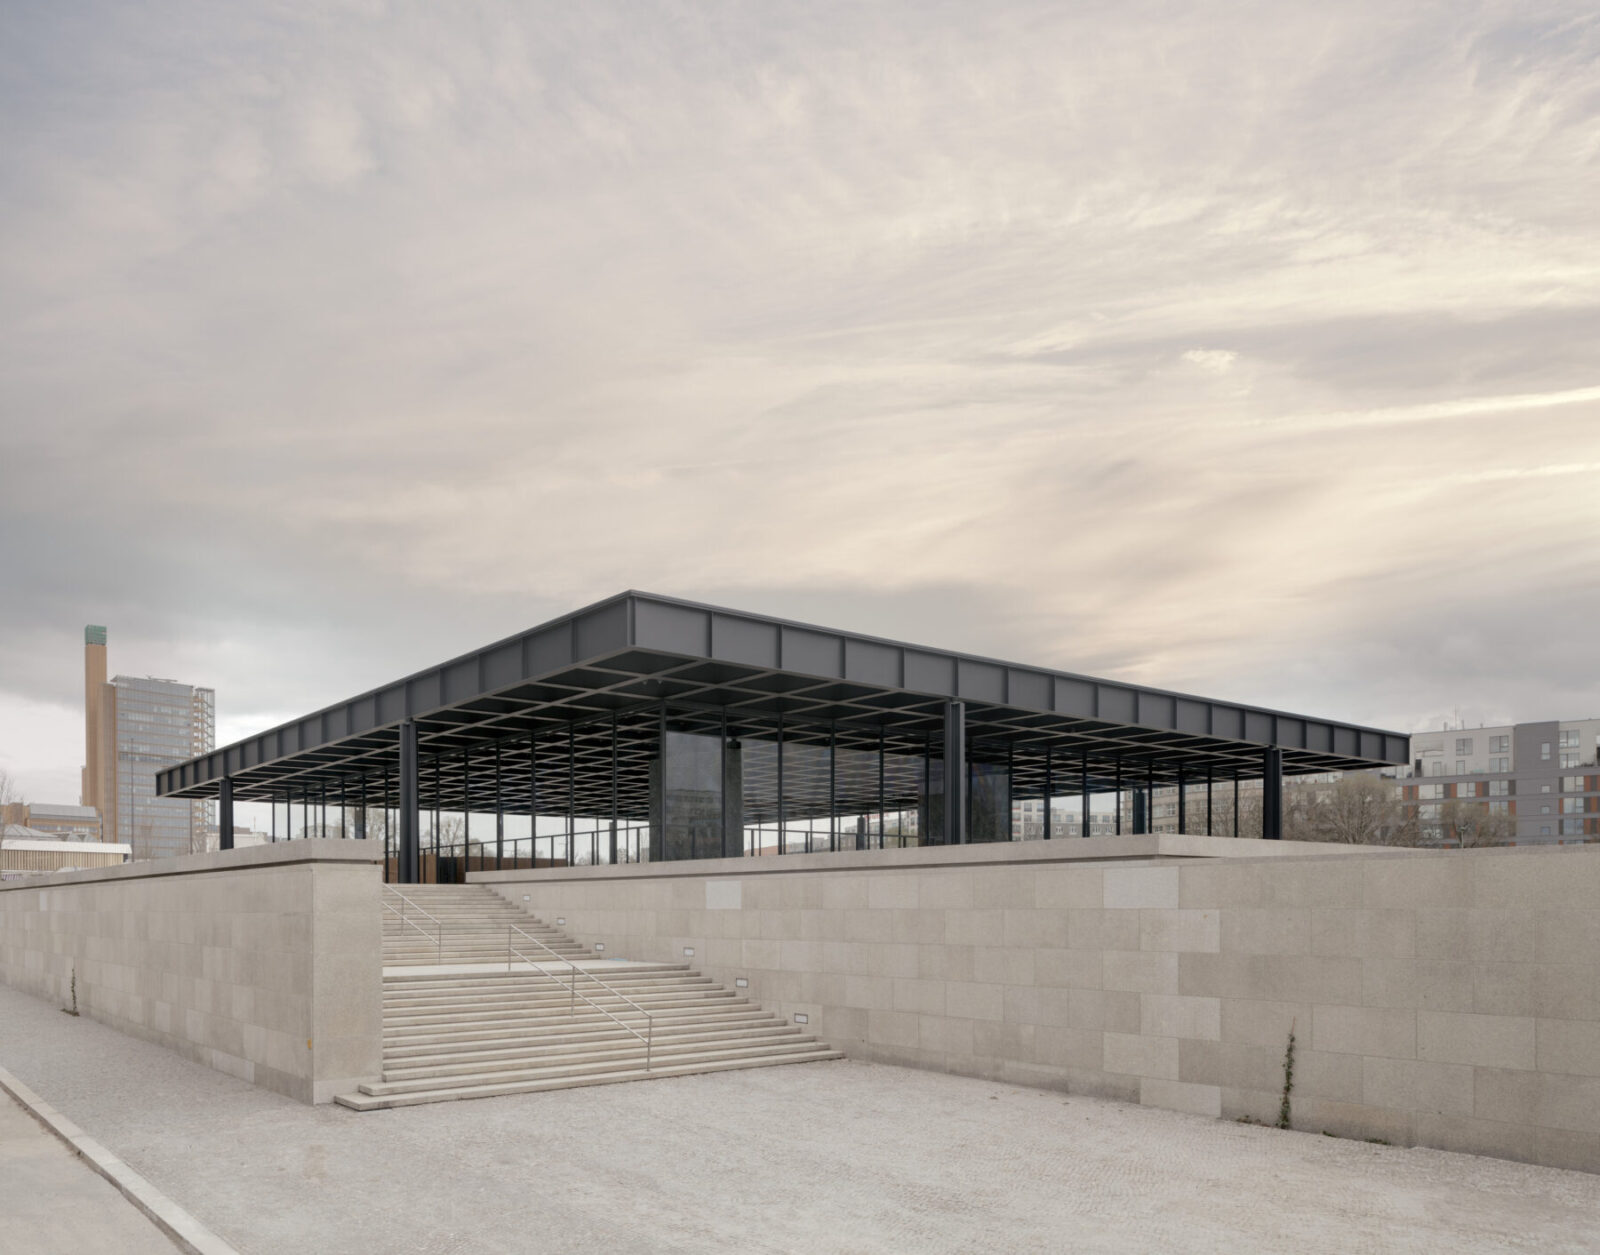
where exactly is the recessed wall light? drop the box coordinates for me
[594,942,604,952]
[794,1013,808,1024]
[735,977,748,988]
[683,946,695,957]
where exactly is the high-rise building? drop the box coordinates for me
[81,626,215,860]
[1404,719,1600,844]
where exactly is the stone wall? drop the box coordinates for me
[0,842,383,1104]
[476,836,1600,1173]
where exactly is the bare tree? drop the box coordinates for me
[1298,774,1417,847]
[1438,799,1514,848]
[1208,787,1264,839]
[0,767,25,828]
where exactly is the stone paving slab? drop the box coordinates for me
[0,1085,180,1255]
[3,981,1600,1254]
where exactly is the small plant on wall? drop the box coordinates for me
[62,964,80,1017]
[1277,1019,1296,1129]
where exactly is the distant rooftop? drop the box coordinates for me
[28,803,99,820]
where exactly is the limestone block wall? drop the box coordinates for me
[0,842,383,1104]
[477,838,1600,1174]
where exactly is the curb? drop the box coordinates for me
[0,1063,241,1255]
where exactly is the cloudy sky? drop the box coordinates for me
[3,1,1598,802]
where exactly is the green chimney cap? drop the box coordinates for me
[85,625,106,646]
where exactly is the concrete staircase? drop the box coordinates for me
[335,884,841,1110]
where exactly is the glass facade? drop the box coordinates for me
[113,676,214,860]
[229,705,1267,882]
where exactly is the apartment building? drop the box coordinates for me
[1405,719,1600,843]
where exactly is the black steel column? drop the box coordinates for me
[1044,743,1053,840]
[877,725,886,850]
[720,709,730,859]
[218,777,234,851]
[528,732,539,866]
[1146,763,1155,835]
[1081,749,1090,838]
[829,723,838,853]
[944,700,966,845]
[398,719,419,884]
[495,741,504,870]
[1233,774,1240,838]
[1206,766,1213,836]
[609,714,619,865]
[1177,765,1187,834]
[1262,746,1284,840]
[566,724,575,866]
[777,712,786,856]
[1114,760,1123,835]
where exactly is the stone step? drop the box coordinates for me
[360,1036,834,1097]
[336,1050,843,1111]
[383,993,744,1032]
[383,963,690,987]
[383,1010,784,1059]
[383,976,715,1008]
[383,1025,807,1081]
[381,1004,769,1048]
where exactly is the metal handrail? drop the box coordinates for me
[504,921,655,1073]
[383,887,443,964]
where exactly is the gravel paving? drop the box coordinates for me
[2,983,1598,1254]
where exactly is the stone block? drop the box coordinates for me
[1363,856,1470,911]
[866,874,918,910]
[1140,1077,1222,1118]
[1534,1127,1600,1175]
[1417,1011,1535,1071]
[1140,993,1221,1041]
[1311,1005,1416,1059]
[1139,909,1220,954]
[972,945,1033,987]
[893,978,947,1016]
[945,980,1004,1022]
[1034,947,1102,990]
[918,1014,976,1055]
[1003,909,1068,949]
[1104,867,1179,910]
[866,1008,920,1048]
[1413,1112,1538,1164]
[1472,964,1538,1018]
[1034,869,1103,909]
[1310,909,1414,959]
[945,909,1005,947]
[1221,909,1310,956]
[1361,1057,1474,1117]
[1103,950,1178,995]
[1220,998,1309,1049]
[1103,1032,1178,1080]
[1536,1019,1600,1078]
[1535,964,1600,1023]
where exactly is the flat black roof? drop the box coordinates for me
[157,591,1407,817]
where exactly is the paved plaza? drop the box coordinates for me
[0,1085,178,1255]
[2,983,1598,1254]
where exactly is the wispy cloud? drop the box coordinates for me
[2,1,1599,796]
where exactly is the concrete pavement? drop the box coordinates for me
[3,980,1600,1253]
[0,1085,178,1255]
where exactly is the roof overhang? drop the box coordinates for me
[157,591,1407,817]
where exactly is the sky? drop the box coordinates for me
[2,1,1599,804]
